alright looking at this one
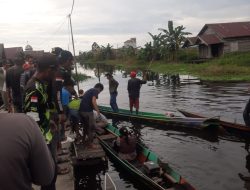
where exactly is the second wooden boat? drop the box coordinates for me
[99,105,220,130]
[178,109,250,135]
[98,124,197,190]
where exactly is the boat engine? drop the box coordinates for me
[142,161,160,177]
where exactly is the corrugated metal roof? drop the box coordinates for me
[197,34,222,45]
[182,37,198,48]
[4,47,23,60]
[24,50,44,59]
[199,21,250,38]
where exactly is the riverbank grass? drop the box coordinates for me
[81,52,250,82]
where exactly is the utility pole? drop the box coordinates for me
[68,13,80,92]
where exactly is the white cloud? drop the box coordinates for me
[0,0,249,54]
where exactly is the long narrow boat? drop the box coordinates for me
[178,109,250,134]
[99,105,219,130]
[98,124,197,190]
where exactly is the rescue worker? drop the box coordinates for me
[24,53,58,190]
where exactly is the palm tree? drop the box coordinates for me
[159,20,191,61]
[148,32,163,61]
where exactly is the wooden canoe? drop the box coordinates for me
[98,124,197,190]
[99,105,220,130]
[178,109,250,134]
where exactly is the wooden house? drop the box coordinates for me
[183,21,250,58]
[4,47,24,61]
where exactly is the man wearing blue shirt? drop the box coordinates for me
[79,83,104,149]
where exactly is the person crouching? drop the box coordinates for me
[113,127,137,161]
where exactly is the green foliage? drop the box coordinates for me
[207,51,250,66]
[137,42,153,61]
[158,20,192,61]
[177,48,199,62]
[78,51,94,61]
[72,73,91,82]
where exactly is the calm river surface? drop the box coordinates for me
[77,64,250,190]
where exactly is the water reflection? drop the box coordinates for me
[78,63,250,190]
[238,140,250,190]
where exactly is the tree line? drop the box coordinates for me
[78,21,198,63]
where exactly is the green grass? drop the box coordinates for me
[80,51,250,82]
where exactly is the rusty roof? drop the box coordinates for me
[197,34,222,45]
[182,37,198,47]
[4,47,23,60]
[199,21,250,38]
[24,50,44,59]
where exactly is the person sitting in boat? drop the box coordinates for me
[113,127,137,161]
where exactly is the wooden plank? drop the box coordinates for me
[73,141,106,160]
[99,134,116,140]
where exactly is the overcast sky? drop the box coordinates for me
[0,0,249,54]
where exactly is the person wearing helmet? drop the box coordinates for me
[127,71,147,114]
[113,127,137,161]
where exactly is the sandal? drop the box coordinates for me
[57,166,70,175]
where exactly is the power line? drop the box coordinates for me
[37,16,68,48]
[70,0,75,15]
[68,0,80,92]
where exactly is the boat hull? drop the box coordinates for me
[178,109,250,135]
[99,106,219,130]
[98,124,197,190]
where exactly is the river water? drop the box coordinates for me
[77,64,250,190]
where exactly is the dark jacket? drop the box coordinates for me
[50,67,72,114]
[127,78,146,98]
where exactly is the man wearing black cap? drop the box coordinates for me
[24,53,58,190]
[105,73,119,112]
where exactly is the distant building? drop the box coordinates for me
[4,47,24,61]
[124,38,136,48]
[183,21,250,58]
[24,50,44,59]
[24,43,44,59]
[25,44,33,51]
[0,43,46,65]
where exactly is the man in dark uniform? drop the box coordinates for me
[53,50,74,141]
[24,53,58,190]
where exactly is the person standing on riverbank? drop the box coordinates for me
[0,60,12,111]
[6,57,24,112]
[105,73,119,112]
[79,83,104,149]
[127,71,147,114]
[54,50,74,141]
[24,53,58,190]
